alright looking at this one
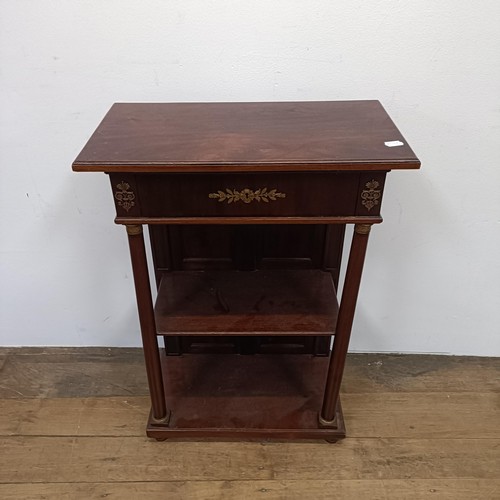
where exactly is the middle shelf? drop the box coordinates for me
[154,269,338,336]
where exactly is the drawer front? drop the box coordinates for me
[110,172,385,219]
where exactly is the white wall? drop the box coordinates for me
[1,1,499,355]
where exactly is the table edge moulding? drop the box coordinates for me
[72,100,420,442]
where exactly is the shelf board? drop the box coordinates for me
[154,270,338,336]
[146,353,345,441]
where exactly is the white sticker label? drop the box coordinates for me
[384,140,404,147]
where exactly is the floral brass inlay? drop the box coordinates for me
[360,180,381,211]
[209,188,286,204]
[114,181,136,212]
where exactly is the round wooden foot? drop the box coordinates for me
[155,437,168,442]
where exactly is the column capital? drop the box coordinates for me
[126,224,143,236]
[354,223,372,235]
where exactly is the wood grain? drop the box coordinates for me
[0,348,498,499]
[0,349,498,398]
[72,101,420,172]
[1,480,499,500]
[154,270,338,335]
[73,101,420,441]
[1,437,498,483]
[1,393,498,439]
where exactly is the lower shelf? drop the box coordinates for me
[146,353,346,441]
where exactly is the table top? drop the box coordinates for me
[72,101,420,173]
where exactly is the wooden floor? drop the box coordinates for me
[0,348,499,499]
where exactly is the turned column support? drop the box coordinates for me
[320,223,372,426]
[125,224,169,422]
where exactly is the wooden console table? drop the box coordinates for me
[73,101,420,441]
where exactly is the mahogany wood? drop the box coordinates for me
[72,101,420,441]
[154,270,338,336]
[146,353,345,441]
[126,225,168,422]
[149,224,343,356]
[72,101,419,172]
[108,171,387,220]
[321,224,372,424]
[130,172,361,217]
[116,215,383,225]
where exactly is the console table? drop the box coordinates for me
[73,101,420,441]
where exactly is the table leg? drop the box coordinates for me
[319,223,372,426]
[126,224,169,422]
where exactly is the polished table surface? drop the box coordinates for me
[73,100,419,172]
[73,101,420,441]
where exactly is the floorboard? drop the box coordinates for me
[1,480,499,500]
[0,348,498,498]
[0,392,498,439]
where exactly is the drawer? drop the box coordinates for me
[110,172,386,219]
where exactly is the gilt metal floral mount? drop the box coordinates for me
[114,181,136,212]
[209,188,286,204]
[360,180,381,211]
